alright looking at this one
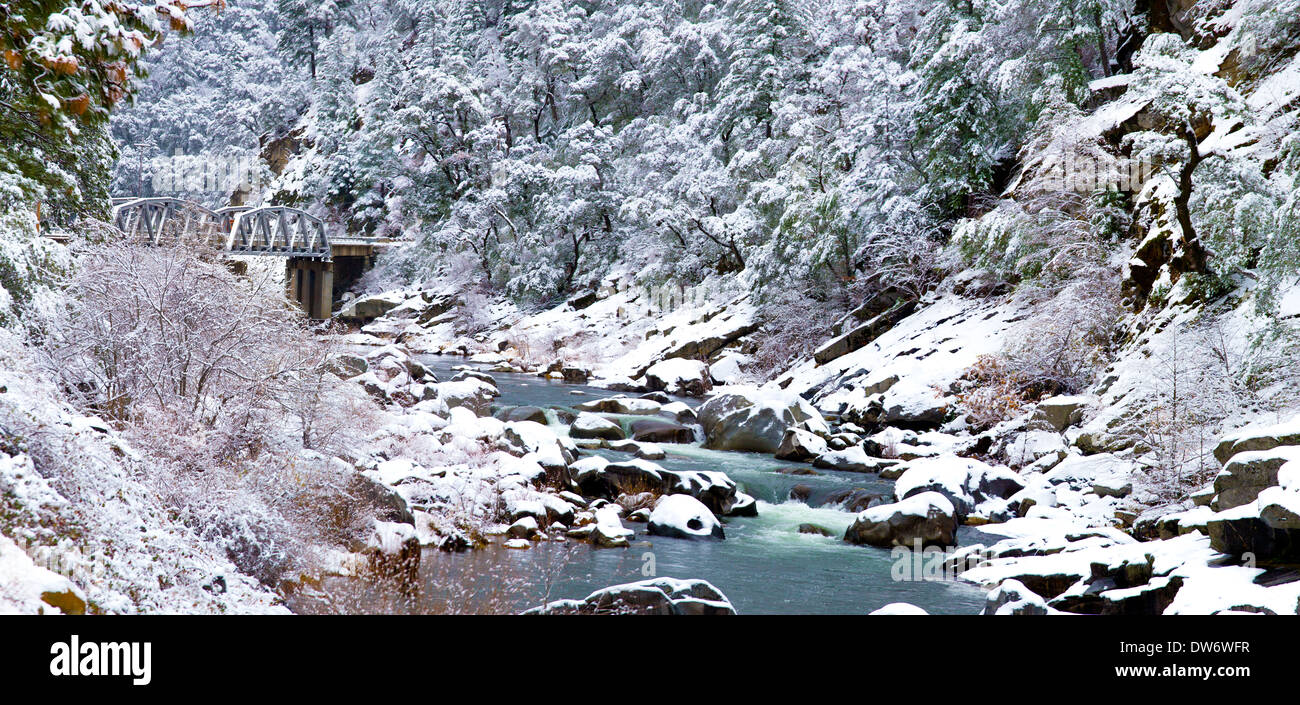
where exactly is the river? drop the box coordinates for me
[293,355,990,615]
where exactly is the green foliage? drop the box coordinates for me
[1,1,196,218]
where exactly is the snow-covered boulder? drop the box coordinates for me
[811,445,898,473]
[327,352,369,379]
[644,358,712,397]
[658,400,697,424]
[843,492,958,548]
[894,456,1023,519]
[1043,452,1130,488]
[338,291,406,322]
[999,431,1068,468]
[1091,473,1133,498]
[590,506,634,548]
[1212,447,1300,510]
[697,389,819,453]
[647,494,725,540]
[498,405,549,424]
[1207,492,1300,561]
[1030,395,1094,432]
[868,602,929,615]
[360,521,421,580]
[727,491,758,517]
[524,577,736,615]
[774,428,829,462]
[608,439,667,460]
[570,412,626,441]
[981,578,1051,615]
[507,516,540,539]
[0,535,86,614]
[709,352,749,385]
[451,369,497,386]
[629,418,696,444]
[574,458,668,498]
[663,470,739,515]
[434,378,499,416]
[1214,416,1300,464]
[575,396,662,415]
[1258,486,1300,529]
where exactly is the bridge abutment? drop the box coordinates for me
[287,258,334,320]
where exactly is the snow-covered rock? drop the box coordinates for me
[574,396,662,415]
[0,535,86,615]
[894,456,1023,519]
[590,506,634,548]
[981,579,1051,615]
[709,352,749,385]
[1000,431,1068,468]
[811,444,899,473]
[525,577,736,615]
[338,291,406,322]
[570,412,626,441]
[774,427,829,462]
[1213,447,1300,510]
[643,358,712,397]
[647,494,725,540]
[843,492,958,548]
[434,378,499,416]
[1214,416,1300,465]
[628,418,696,444]
[1030,395,1094,432]
[868,602,929,615]
[1043,452,1131,488]
[698,389,800,453]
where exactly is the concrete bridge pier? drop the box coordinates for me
[288,258,334,320]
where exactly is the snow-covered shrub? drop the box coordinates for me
[454,290,495,335]
[954,356,1032,431]
[999,271,1122,395]
[750,286,839,380]
[955,271,1121,429]
[36,242,352,465]
[0,208,71,326]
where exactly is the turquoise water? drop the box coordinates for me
[300,355,989,615]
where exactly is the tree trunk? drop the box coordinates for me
[1172,126,1208,273]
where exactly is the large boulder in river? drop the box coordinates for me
[774,428,829,462]
[706,402,791,453]
[573,458,668,498]
[570,412,626,441]
[844,492,958,548]
[662,469,738,515]
[524,577,736,615]
[575,396,662,415]
[893,456,1023,519]
[648,494,725,540]
[630,419,695,444]
[498,405,549,424]
[644,358,713,397]
[698,388,830,454]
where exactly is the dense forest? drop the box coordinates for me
[3,0,1300,618]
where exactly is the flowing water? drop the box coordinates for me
[297,355,989,615]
